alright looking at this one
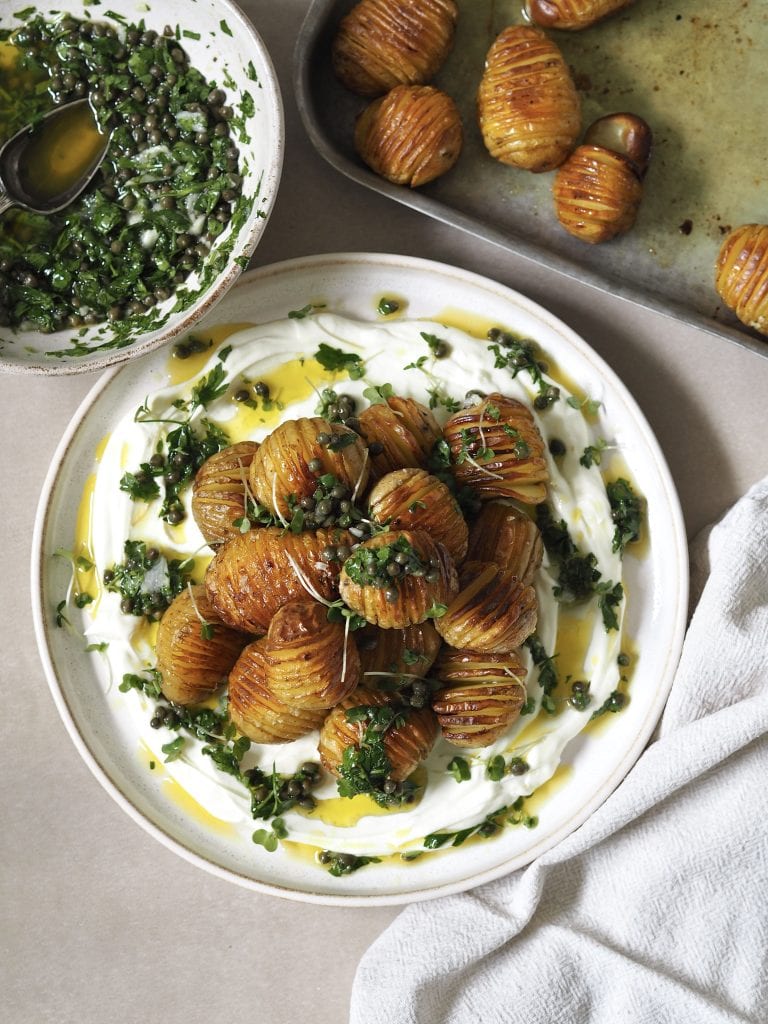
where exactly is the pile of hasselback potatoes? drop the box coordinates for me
[154,388,550,791]
[332,0,768,337]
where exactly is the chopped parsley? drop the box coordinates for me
[314,343,365,379]
[337,704,418,807]
[525,633,559,714]
[104,540,194,618]
[607,478,643,554]
[590,690,628,720]
[120,417,229,524]
[317,851,382,876]
[344,535,433,590]
[423,798,538,848]
[486,328,560,409]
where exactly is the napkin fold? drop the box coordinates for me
[351,477,768,1024]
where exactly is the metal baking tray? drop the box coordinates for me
[294,0,768,359]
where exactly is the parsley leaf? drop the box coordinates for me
[607,478,643,554]
[191,363,229,409]
[314,343,365,379]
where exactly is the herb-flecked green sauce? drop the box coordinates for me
[0,13,244,340]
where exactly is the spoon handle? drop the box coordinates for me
[0,191,16,216]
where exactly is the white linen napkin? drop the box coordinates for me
[351,477,768,1024]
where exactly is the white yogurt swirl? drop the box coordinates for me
[82,312,624,858]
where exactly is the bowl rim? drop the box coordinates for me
[0,0,285,377]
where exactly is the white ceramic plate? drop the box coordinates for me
[32,253,688,904]
[0,0,283,375]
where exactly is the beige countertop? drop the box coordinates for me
[2,3,768,1022]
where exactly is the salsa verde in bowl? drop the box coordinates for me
[0,0,283,375]
[32,254,688,903]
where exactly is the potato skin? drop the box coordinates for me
[357,620,443,678]
[466,501,543,585]
[527,0,634,31]
[264,598,361,710]
[433,647,527,746]
[368,467,468,562]
[229,640,326,744]
[339,529,458,629]
[155,585,248,705]
[191,441,260,547]
[355,85,463,187]
[318,687,438,781]
[205,526,351,634]
[249,417,369,520]
[443,393,549,504]
[715,224,768,337]
[436,560,538,653]
[358,395,442,478]
[553,145,643,244]
[477,26,580,172]
[332,0,458,97]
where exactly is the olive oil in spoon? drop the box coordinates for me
[0,99,110,215]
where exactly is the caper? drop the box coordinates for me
[549,438,566,456]
[385,586,399,603]
[253,381,270,398]
[167,509,185,525]
[368,441,384,457]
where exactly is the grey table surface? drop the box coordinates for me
[2,3,768,1022]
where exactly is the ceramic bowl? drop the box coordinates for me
[32,252,689,904]
[0,0,283,375]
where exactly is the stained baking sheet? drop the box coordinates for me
[294,0,768,359]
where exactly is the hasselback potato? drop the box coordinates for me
[527,0,634,30]
[249,417,369,520]
[205,526,351,634]
[229,640,326,744]
[358,395,442,478]
[465,501,542,584]
[436,560,538,652]
[477,26,581,173]
[191,441,260,546]
[368,467,468,562]
[339,529,458,629]
[355,85,463,187]
[715,224,768,337]
[357,620,442,678]
[332,0,458,97]
[263,598,360,709]
[433,647,527,746]
[443,393,549,503]
[318,687,438,782]
[553,115,651,244]
[155,585,248,705]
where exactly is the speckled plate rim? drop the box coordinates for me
[0,0,285,377]
[31,252,689,905]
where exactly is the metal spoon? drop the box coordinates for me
[0,99,111,216]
